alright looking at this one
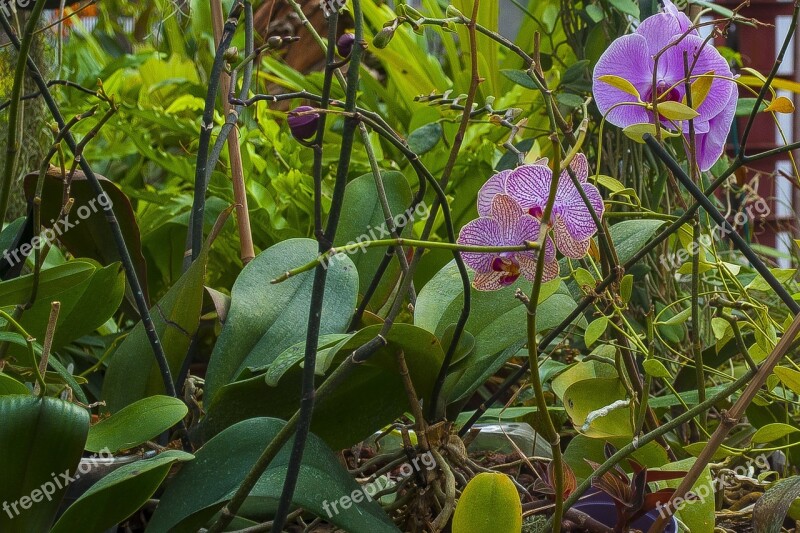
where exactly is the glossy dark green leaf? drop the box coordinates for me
[0,373,29,395]
[86,396,189,453]
[333,171,412,312]
[203,323,443,450]
[0,260,95,308]
[204,238,359,405]
[0,395,89,532]
[51,450,193,533]
[148,418,398,532]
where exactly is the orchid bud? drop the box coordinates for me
[373,26,396,49]
[337,33,356,58]
[287,106,319,141]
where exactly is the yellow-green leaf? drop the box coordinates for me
[597,74,641,99]
[751,423,800,444]
[688,71,715,109]
[766,96,796,114]
[452,472,522,533]
[774,366,800,395]
[643,359,672,379]
[622,123,682,143]
[657,100,701,120]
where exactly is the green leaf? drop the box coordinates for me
[620,274,633,303]
[13,262,125,353]
[51,450,193,533]
[407,123,443,155]
[551,359,617,400]
[608,0,640,17]
[500,69,536,90]
[86,396,189,453]
[597,74,641,99]
[608,219,666,264]
[452,472,522,533]
[102,240,209,412]
[584,317,608,348]
[333,171,413,312]
[0,261,95,308]
[736,97,768,117]
[659,307,691,326]
[0,373,29,395]
[653,458,715,533]
[0,395,89,532]
[774,366,800,395]
[23,169,151,306]
[585,4,605,22]
[563,377,632,438]
[564,434,668,482]
[148,418,399,532]
[751,423,800,444]
[203,323,443,450]
[656,100,700,120]
[204,239,359,404]
[753,476,800,533]
[643,359,672,379]
[747,268,796,292]
[415,261,579,403]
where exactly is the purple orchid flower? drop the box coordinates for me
[592,0,737,171]
[458,194,557,291]
[478,154,604,259]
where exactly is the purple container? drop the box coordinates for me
[572,491,679,532]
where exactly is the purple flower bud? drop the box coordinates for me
[337,33,356,58]
[287,106,319,141]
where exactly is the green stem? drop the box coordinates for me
[271,239,540,283]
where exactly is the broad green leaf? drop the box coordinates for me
[593,174,627,194]
[333,172,412,312]
[103,240,209,412]
[51,450,193,533]
[263,334,352,386]
[0,373,28,395]
[736,97,768,116]
[86,396,189,453]
[656,101,700,120]
[752,423,800,444]
[620,274,633,303]
[597,74,641,99]
[407,123,443,154]
[0,395,89,532]
[500,69,536,90]
[563,377,632,438]
[608,0,640,17]
[584,317,608,348]
[659,307,691,326]
[653,459,715,533]
[148,418,398,532]
[0,261,95,308]
[643,359,672,379]
[747,268,796,292]
[203,323,443,450]
[415,261,579,403]
[452,472,521,533]
[12,262,125,353]
[23,168,151,305]
[608,219,666,264]
[551,359,617,400]
[683,441,737,460]
[753,476,800,533]
[564,435,668,482]
[774,366,800,395]
[205,239,359,404]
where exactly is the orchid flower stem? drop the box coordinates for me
[0,309,46,395]
[272,240,539,284]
